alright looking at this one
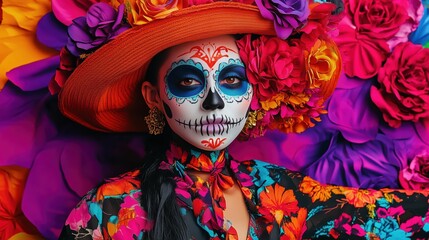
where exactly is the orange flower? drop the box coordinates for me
[125,0,183,25]
[306,38,341,89]
[96,170,141,200]
[299,176,343,202]
[344,188,383,208]
[259,184,299,225]
[0,166,41,239]
[281,208,307,240]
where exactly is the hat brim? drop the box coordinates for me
[59,2,277,132]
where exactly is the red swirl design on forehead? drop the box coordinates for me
[178,43,237,69]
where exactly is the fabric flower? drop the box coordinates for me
[0,166,41,239]
[258,184,299,224]
[49,48,81,94]
[299,176,343,202]
[255,0,309,39]
[67,3,131,56]
[0,0,57,89]
[370,42,429,128]
[344,188,383,208]
[344,0,419,42]
[334,24,390,79]
[299,2,337,46]
[51,0,98,26]
[399,151,429,190]
[125,0,183,25]
[305,38,341,89]
[237,35,305,101]
[64,201,92,232]
[363,217,410,239]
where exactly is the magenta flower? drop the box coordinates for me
[399,151,429,190]
[255,0,309,39]
[67,3,131,56]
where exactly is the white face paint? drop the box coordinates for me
[157,35,253,151]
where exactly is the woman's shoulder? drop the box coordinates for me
[92,169,142,201]
[61,169,149,239]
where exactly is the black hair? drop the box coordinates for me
[140,50,189,240]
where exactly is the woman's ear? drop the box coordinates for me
[141,82,162,109]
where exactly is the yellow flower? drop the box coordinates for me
[306,38,341,89]
[125,0,183,25]
[260,92,287,111]
[0,0,57,90]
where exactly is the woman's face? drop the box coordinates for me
[157,35,253,151]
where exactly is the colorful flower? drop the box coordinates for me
[363,217,411,239]
[399,151,429,190]
[333,213,366,237]
[343,188,383,208]
[125,0,183,25]
[0,0,57,89]
[370,42,429,128]
[299,176,343,202]
[96,170,141,200]
[237,35,305,101]
[255,0,309,39]
[0,166,41,239]
[64,201,92,232]
[67,2,131,56]
[281,208,307,240]
[258,184,299,224]
[112,191,153,238]
[334,0,423,79]
[305,38,341,89]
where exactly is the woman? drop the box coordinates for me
[53,1,429,239]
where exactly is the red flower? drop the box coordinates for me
[49,47,82,94]
[299,2,337,47]
[236,35,305,102]
[370,42,429,128]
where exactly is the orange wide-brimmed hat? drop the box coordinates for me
[55,0,341,134]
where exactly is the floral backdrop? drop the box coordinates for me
[0,0,429,239]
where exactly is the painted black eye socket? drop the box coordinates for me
[217,64,249,96]
[166,65,206,97]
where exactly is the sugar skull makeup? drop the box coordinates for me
[158,35,252,151]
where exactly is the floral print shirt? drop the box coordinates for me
[60,144,429,239]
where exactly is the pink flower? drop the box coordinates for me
[370,42,429,128]
[335,0,423,78]
[64,202,92,232]
[345,0,411,40]
[399,151,429,190]
[334,24,390,79]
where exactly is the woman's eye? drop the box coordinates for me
[180,79,201,86]
[221,77,241,85]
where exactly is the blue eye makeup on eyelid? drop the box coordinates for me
[217,64,249,96]
[166,64,206,98]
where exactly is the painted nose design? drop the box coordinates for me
[203,89,225,110]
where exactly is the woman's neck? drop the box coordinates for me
[166,138,229,177]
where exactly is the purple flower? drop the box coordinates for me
[255,0,309,39]
[66,3,131,56]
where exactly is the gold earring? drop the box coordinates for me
[145,107,165,135]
